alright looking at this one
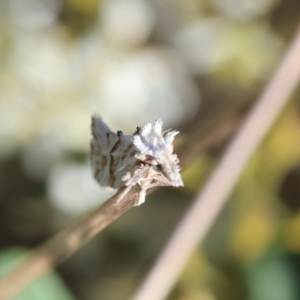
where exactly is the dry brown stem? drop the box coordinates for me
[0,186,141,300]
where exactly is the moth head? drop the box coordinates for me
[133,119,184,187]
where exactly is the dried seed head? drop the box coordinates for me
[133,119,183,187]
[91,115,183,205]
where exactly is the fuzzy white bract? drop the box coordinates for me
[90,115,183,205]
[133,120,183,187]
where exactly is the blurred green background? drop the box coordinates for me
[1,0,300,299]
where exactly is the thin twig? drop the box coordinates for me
[0,186,141,300]
[132,24,300,300]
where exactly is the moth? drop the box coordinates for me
[90,114,183,205]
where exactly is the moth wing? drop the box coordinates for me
[90,115,118,188]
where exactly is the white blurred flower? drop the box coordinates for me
[172,18,231,74]
[172,17,283,83]
[8,0,61,32]
[76,37,200,130]
[97,47,199,128]
[11,34,72,91]
[0,96,91,155]
[100,0,156,48]
[48,162,109,214]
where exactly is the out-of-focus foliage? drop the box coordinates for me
[1,0,300,299]
[0,248,75,300]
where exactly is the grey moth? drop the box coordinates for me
[90,115,183,205]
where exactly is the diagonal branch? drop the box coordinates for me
[0,186,141,300]
[132,24,300,300]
